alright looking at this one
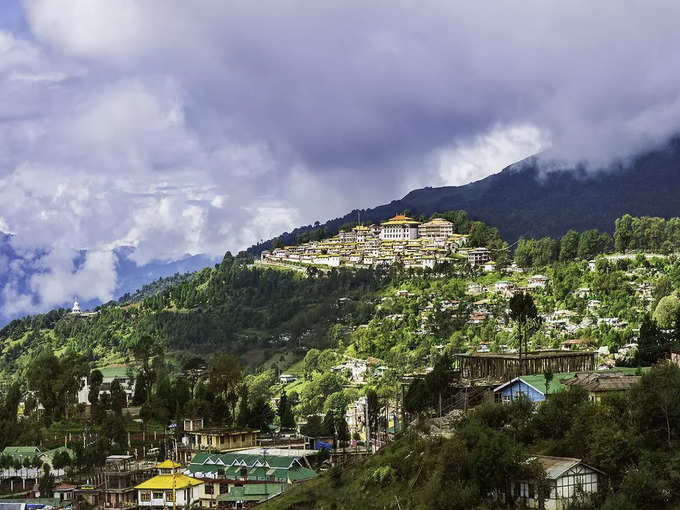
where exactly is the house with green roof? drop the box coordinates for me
[77,365,136,406]
[1,446,44,490]
[216,483,286,508]
[495,369,649,404]
[2,446,42,461]
[187,452,316,507]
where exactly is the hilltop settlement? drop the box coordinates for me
[2,212,680,508]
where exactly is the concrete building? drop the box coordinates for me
[418,218,454,240]
[102,455,156,510]
[136,461,203,509]
[77,366,135,406]
[379,215,420,241]
[467,247,491,265]
[185,422,259,453]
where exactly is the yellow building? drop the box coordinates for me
[188,428,260,453]
[136,460,204,509]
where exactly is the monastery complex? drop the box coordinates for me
[260,215,492,270]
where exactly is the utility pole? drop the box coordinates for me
[172,462,176,510]
[364,399,370,454]
[263,448,268,501]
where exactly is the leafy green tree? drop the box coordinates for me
[51,451,71,472]
[578,229,609,259]
[559,230,580,261]
[247,398,274,431]
[630,362,680,447]
[509,292,538,363]
[653,275,673,306]
[544,368,553,395]
[109,379,126,415]
[514,238,535,267]
[653,294,680,329]
[278,392,296,430]
[300,415,324,437]
[133,335,156,403]
[615,214,635,252]
[38,464,55,498]
[303,349,320,379]
[236,385,250,428]
[27,350,88,424]
[101,414,128,451]
[208,354,243,424]
[88,369,103,406]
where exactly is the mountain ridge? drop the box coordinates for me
[248,140,680,254]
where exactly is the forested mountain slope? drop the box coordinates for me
[249,139,680,254]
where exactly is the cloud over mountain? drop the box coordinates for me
[1,0,680,317]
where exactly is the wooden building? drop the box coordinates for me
[454,350,596,381]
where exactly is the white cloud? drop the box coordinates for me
[2,2,680,318]
[435,125,550,186]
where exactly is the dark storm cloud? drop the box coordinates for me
[0,0,679,315]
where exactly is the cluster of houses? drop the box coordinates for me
[0,419,318,510]
[259,215,491,270]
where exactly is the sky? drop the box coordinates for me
[1,1,680,318]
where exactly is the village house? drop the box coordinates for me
[136,460,203,509]
[494,280,515,297]
[494,377,546,404]
[468,312,487,324]
[216,483,286,509]
[466,282,486,296]
[576,287,591,298]
[278,374,297,384]
[560,372,641,402]
[101,455,156,510]
[483,261,497,272]
[467,247,491,265]
[509,455,604,510]
[528,275,548,289]
[330,359,368,383]
[587,300,601,314]
[77,366,136,406]
[184,419,259,453]
[597,317,627,329]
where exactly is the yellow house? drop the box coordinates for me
[188,428,260,453]
[136,460,203,509]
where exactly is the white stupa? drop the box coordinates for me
[71,296,81,314]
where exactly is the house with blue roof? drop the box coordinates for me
[493,377,546,404]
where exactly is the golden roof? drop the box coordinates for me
[421,218,453,226]
[135,475,203,490]
[157,460,180,469]
[381,214,420,226]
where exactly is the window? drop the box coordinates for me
[205,484,214,495]
[241,434,247,442]
[502,394,511,404]
[519,482,529,498]
[219,483,229,494]
[165,491,174,502]
[141,493,150,502]
[152,492,163,500]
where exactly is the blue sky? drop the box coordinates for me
[1,1,680,319]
